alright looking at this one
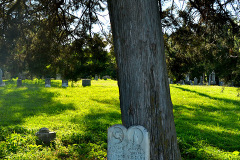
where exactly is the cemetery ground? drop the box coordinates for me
[0,80,240,160]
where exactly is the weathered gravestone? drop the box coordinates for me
[62,80,68,87]
[199,76,203,85]
[5,71,11,80]
[82,79,91,86]
[45,78,51,87]
[0,69,3,86]
[185,73,190,84]
[56,74,61,80]
[108,125,150,160]
[190,80,193,85]
[95,74,98,80]
[211,71,216,85]
[36,128,56,144]
[194,77,198,85]
[17,79,22,87]
[208,73,211,85]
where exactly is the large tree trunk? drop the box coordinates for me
[107,0,181,159]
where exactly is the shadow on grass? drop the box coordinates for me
[172,85,240,107]
[0,80,75,126]
[64,106,121,158]
[172,86,240,159]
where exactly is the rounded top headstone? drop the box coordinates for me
[38,127,50,133]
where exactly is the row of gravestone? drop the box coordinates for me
[45,79,92,87]
[168,71,224,86]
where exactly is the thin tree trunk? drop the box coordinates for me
[107,0,181,159]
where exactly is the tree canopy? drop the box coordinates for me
[0,0,239,84]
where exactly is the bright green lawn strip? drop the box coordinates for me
[0,80,240,159]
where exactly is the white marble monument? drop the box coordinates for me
[108,124,150,160]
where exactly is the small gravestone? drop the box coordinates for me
[45,78,51,87]
[108,125,150,160]
[211,71,216,85]
[0,69,5,86]
[5,71,11,80]
[180,80,184,85]
[17,79,22,87]
[95,74,98,80]
[62,80,68,87]
[190,80,193,85]
[56,74,61,80]
[82,79,91,86]
[0,69,3,86]
[199,76,203,85]
[194,77,198,85]
[36,128,56,144]
[185,73,190,84]
[208,74,211,85]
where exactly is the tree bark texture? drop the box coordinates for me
[107,0,181,159]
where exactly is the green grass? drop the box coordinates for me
[0,80,240,159]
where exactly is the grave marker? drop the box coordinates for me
[108,124,150,160]
[45,78,51,87]
[17,79,22,87]
[0,69,3,86]
[62,80,68,87]
[194,77,198,85]
[82,79,91,86]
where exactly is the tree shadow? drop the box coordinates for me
[0,81,76,126]
[172,85,240,107]
[172,86,240,159]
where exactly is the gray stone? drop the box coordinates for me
[168,78,170,84]
[107,124,150,160]
[82,79,91,86]
[211,71,216,85]
[95,74,98,80]
[0,69,3,86]
[45,78,51,87]
[4,71,11,80]
[199,76,203,85]
[194,77,198,85]
[36,128,56,144]
[180,80,185,85]
[17,79,22,87]
[208,74,211,85]
[56,74,61,80]
[62,80,68,87]
[190,80,193,85]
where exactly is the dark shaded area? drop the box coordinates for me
[60,98,121,158]
[172,86,240,159]
[0,80,75,126]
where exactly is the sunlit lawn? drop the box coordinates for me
[0,79,239,159]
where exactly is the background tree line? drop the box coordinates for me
[0,0,239,85]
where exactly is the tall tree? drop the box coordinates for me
[107,0,181,159]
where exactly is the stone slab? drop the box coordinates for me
[107,124,150,160]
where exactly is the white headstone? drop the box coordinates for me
[108,124,150,160]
